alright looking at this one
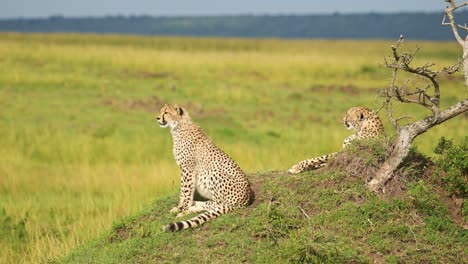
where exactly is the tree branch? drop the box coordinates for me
[381,36,448,124]
[458,23,468,31]
[443,0,468,46]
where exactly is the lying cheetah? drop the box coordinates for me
[288,106,384,174]
[157,104,251,232]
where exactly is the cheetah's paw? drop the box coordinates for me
[287,165,302,174]
[170,207,181,214]
[176,211,189,218]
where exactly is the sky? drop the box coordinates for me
[0,0,448,19]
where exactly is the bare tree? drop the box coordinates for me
[368,0,468,192]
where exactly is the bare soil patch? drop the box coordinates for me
[123,70,175,79]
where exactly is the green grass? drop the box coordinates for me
[0,32,466,263]
[62,165,466,263]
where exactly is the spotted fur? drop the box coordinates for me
[156,104,251,232]
[288,106,384,174]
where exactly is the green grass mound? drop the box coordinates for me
[62,139,467,263]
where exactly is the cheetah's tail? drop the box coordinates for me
[162,205,235,232]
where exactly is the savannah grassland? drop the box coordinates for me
[0,33,466,263]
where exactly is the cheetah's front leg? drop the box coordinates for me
[169,191,184,214]
[342,134,357,149]
[173,165,196,218]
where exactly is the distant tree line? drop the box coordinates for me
[0,11,466,40]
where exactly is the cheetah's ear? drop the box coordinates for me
[174,104,184,116]
[360,113,365,120]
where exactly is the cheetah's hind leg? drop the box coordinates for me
[188,201,214,214]
[163,204,236,232]
[175,201,215,217]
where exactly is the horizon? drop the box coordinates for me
[1,0,447,19]
[0,9,455,20]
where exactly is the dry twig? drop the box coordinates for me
[298,207,311,220]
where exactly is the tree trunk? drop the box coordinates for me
[463,36,468,89]
[369,99,468,192]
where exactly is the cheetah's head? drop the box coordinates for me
[156,104,186,129]
[343,106,372,131]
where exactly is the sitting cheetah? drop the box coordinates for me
[288,106,384,174]
[156,104,251,232]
